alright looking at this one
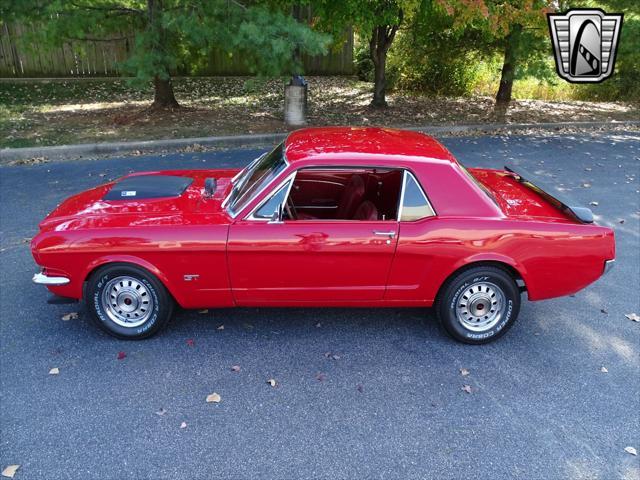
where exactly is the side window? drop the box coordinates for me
[287,167,403,221]
[253,180,291,219]
[400,172,435,221]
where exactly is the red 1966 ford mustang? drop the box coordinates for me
[31,127,615,343]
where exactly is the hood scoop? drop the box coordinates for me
[103,175,193,201]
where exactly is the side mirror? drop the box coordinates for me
[204,178,217,198]
[269,202,284,224]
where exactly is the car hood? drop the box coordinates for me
[39,169,240,232]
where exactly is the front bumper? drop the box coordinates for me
[32,271,70,286]
[603,259,615,275]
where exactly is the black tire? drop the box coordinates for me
[435,266,521,344]
[86,263,174,340]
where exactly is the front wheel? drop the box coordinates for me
[86,263,174,340]
[435,266,521,344]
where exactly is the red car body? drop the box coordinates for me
[31,127,615,312]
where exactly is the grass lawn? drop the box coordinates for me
[1,76,638,149]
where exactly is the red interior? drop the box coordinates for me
[289,168,403,221]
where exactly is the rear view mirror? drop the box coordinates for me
[204,178,217,198]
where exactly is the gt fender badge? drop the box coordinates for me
[121,190,137,197]
[547,8,623,83]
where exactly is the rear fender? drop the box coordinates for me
[450,253,529,289]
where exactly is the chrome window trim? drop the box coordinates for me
[245,171,297,222]
[397,171,408,223]
[242,165,434,223]
[224,148,290,218]
[399,170,436,222]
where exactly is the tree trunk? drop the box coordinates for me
[148,0,179,109]
[494,24,522,121]
[371,41,387,108]
[153,76,179,109]
[368,14,401,109]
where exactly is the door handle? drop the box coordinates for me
[373,231,396,237]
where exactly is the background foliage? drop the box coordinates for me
[354,0,638,101]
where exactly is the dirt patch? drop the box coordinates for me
[1,77,638,149]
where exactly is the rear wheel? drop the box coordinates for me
[435,266,520,344]
[86,264,173,340]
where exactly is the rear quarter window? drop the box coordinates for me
[400,172,435,221]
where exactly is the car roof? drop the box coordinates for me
[284,127,457,165]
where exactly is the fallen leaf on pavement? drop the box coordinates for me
[206,393,221,403]
[624,446,637,456]
[356,384,364,393]
[117,351,126,360]
[316,372,326,382]
[462,385,473,394]
[600,366,608,373]
[61,312,78,321]
[180,422,187,429]
[625,313,640,322]
[460,368,470,376]
[324,352,341,360]
[217,325,224,330]
[231,365,241,373]
[1,465,20,478]
[600,309,608,314]
[267,378,277,387]
[155,408,167,416]
[186,339,195,347]
[49,367,59,375]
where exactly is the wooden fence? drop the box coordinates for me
[0,22,353,78]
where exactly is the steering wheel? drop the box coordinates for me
[285,196,298,220]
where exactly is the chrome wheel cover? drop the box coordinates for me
[101,276,154,328]
[455,281,505,332]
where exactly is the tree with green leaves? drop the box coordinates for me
[6,0,329,109]
[435,0,553,119]
[313,0,418,108]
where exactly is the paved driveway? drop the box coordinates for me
[1,131,639,479]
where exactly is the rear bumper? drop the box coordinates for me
[603,259,615,275]
[32,271,70,286]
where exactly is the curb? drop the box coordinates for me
[1,120,638,164]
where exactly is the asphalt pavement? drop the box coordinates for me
[1,131,639,479]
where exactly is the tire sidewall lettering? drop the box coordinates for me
[93,271,160,335]
[445,271,517,342]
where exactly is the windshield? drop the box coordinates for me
[226,143,287,216]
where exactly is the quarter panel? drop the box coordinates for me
[387,218,614,304]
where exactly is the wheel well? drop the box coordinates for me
[82,261,175,301]
[437,261,526,301]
